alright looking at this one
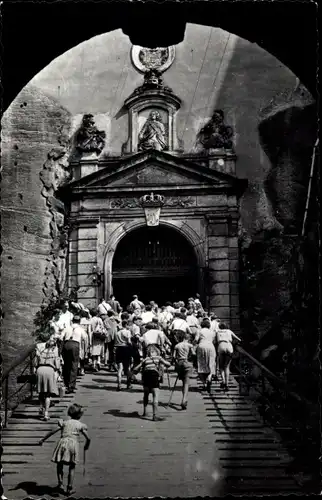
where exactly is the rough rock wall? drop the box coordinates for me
[1,85,72,371]
[239,86,318,395]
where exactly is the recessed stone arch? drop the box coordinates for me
[101,218,206,303]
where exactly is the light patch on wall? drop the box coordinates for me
[204,31,238,115]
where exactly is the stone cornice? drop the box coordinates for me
[124,88,181,110]
[67,184,241,198]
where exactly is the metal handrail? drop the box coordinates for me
[235,344,308,406]
[233,342,318,479]
[1,343,37,427]
[1,343,36,382]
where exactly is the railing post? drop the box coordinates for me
[261,371,266,423]
[29,352,34,401]
[238,351,243,395]
[4,376,9,428]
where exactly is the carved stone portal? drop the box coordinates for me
[76,114,106,155]
[196,109,234,151]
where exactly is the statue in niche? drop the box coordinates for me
[197,109,233,150]
[138,110,167,151]
[76,114,106,154]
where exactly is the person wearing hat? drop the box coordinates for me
[61,316,87,393]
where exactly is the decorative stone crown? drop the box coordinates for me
[139,192,165,207]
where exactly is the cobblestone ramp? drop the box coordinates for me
[2,368,301,498]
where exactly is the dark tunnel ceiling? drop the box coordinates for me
[1,1,317,112]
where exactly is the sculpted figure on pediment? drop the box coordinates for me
[138,110,167,152]
[76,114,106,155]
[197,109,233,150]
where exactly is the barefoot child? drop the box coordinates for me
[39,403,91,495]
[133,345,171,421]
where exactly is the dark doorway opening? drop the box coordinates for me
[112,225,198,308]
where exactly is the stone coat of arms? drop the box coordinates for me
[139,48,169,70]
[131,45,175,74]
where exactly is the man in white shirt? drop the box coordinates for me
[97,297,112,316]
[141,322,164,355]
[169,312,192,351]
[141,305,155,325]
[170,314,191,335]
[61,316,87,392]
[56,301,74,333]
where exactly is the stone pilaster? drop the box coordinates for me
[68,220,98,309]
[228,214,241,332]
[207,217,230,322]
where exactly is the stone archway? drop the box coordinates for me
[102,219,206,306]
[112,225,198,307]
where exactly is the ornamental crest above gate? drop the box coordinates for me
[131,45,175,74]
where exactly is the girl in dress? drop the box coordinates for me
[39,403,91,496]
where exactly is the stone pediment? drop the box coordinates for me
[107,163,197,187]
[66,151,245,194]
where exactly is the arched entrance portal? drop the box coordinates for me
[112,226,198,307]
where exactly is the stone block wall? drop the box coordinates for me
[207,215,241,331]
[68,225,99,309]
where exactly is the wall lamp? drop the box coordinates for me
[92,265,103,285]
